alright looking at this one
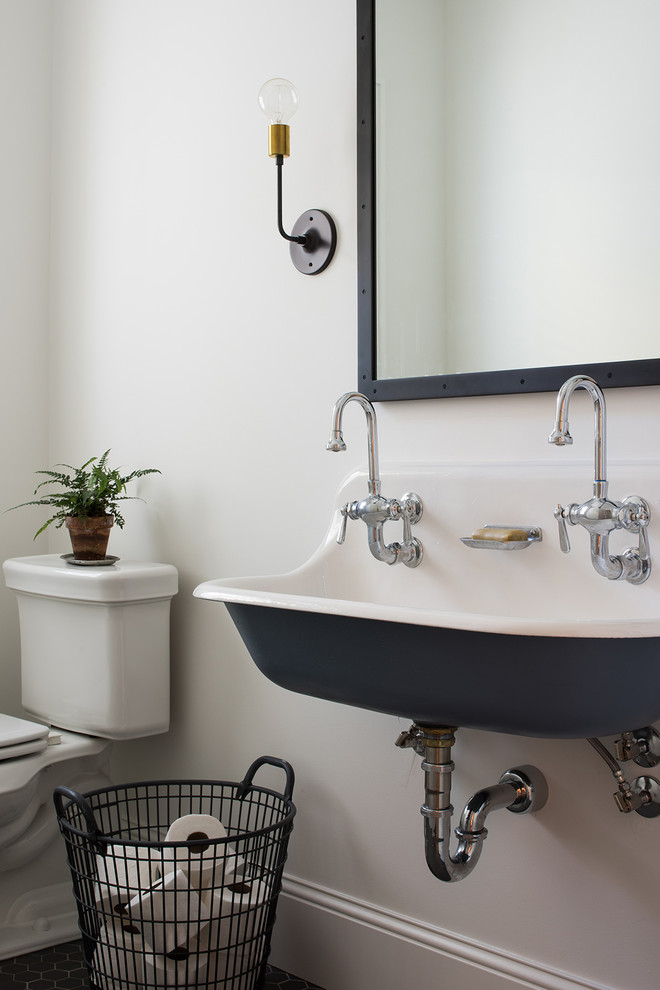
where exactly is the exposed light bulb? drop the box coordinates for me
[258,78,299,125]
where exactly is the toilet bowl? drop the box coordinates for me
[0,554,178,959]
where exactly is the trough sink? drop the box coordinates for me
[194,463,660,739]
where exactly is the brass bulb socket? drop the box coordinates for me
[268,123,290,158]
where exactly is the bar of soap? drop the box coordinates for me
[471,527,528,542]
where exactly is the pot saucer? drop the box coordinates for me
[61,554,119,567]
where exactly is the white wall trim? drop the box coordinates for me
[278,874,612,990]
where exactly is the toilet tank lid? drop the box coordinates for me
[2,555,178,603]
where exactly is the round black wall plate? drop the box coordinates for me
[289,210,337,274]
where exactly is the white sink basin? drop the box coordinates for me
[194,463,660,737]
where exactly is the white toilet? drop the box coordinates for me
[0,554,178,959]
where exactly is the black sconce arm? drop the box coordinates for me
[276,156,307,245]
[270,156,337,275]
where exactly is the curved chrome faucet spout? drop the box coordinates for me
[548,374,607,498]
[326,391,380,496]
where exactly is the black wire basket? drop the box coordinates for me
[53,756,296,990]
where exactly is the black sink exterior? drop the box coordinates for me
[225,602,660,738]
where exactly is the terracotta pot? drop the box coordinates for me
[65,514,114,560]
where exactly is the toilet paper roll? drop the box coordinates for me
[95,844,159,921]
[197,840,245,891]
[128,868,210,957]
[198,877,269,953]
[93,921,145,990]
[143,947,208,989]
[161,813,237,887]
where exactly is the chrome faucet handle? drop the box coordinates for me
[554,504,571,554]
[390,493,424,567]
[401,505,413,547]
[400,493,424,545]
[619,496,652,585]
[337,504,349,545]
[619,496,650,539]
[638,507,651,563]
[336,501,359,545]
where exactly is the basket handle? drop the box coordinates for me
[53,786,107,853]
[236,756,295,802]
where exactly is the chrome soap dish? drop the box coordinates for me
[461,526,542,551]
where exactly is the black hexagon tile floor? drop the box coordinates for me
[0,940,325,989]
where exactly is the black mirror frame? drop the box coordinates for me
[356,0,660,401]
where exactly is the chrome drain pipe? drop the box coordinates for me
[397,724,548,882]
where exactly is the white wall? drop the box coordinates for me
[0,0,51,715]
[3,2,660,988]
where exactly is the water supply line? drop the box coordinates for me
[396,724,548,882]
[586,735,660,817]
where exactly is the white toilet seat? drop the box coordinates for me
[0,714,49,762]
[0,726,110,801]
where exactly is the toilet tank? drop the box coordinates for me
[3,555,178,740]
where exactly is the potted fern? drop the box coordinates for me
[9,450,160,562]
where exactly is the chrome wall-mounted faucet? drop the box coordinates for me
[326,392,423,566]
[548,374,651,584]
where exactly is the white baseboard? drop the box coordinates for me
[271,875,611,990]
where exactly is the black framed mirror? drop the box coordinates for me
[357,0,660,401]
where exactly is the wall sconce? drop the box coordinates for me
[258,78,337,275]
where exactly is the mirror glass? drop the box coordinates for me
[357,0,660,400]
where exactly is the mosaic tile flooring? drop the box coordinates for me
[0,940,324,989]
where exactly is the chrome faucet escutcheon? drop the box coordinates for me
[326,392,423,566]
[548,374,651,584]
